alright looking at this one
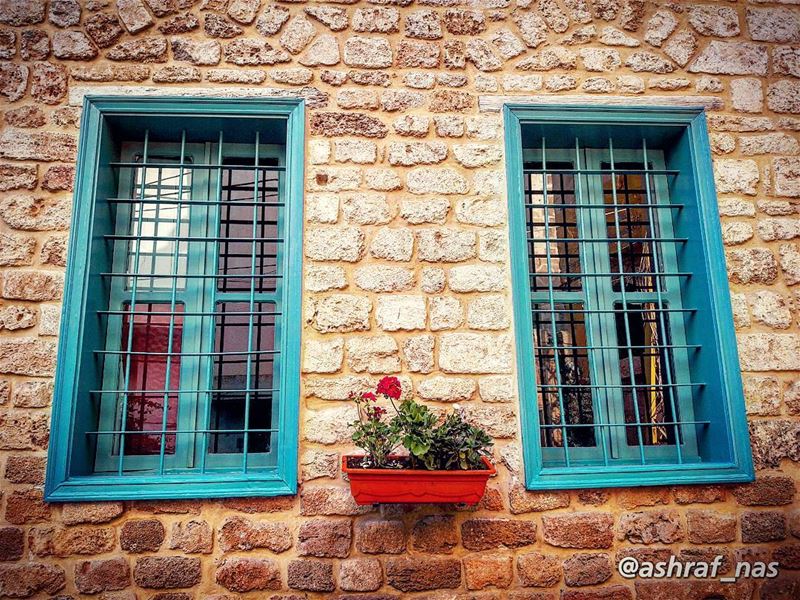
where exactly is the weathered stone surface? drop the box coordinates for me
[439,333,512,373]
[257,5,289,35]
[355,519,406,554]
[158,12,199,35]
[121,520,165,553]
[747,7,800,43]
[339,558,382,592]
[464,554,513,591]
[689,41,768,76]
[224,39,290,66]
[287,559,335,592]
[305,227,364,262]
[429,296,463,331]
[517,551,562,587]
[168,520,212,554]
[741,511,786,543]
[386,557,461,592]
[354,265,414,293]
[215,558,281,593]
[108,37,168,63]
[664,30,698,67]
[205,14,243,38]
[509,484,570,514]
[0,63,28,102]
[542,513,615,549]
[298,519,351,558]
[133,556,201,589]
[738,333,800,371]
[775,46,800,78]
[0,165,37,191]
[117,0,153,33]
[768,81,800,114]
[417,376,475,402]
[727,248,778,284]
[370,227,414,261]
[376,295,426,331]
[342,193,390,224]
[689,5,740,37]
[303,338,344,374]
[218,516,292,553]
[310,112,387,138]
[353,7,399,33]
[461,518,537,551]
[344,36,392,69]
[308,294,371,333]
[2,271,64,301]
[74,558,130,594]
[563,553,612,587]
[304,405,359,444]
[171,38,221,65]
[780,242,800,285]
[448,265,506,293]
[0,0,46,26]
[0,563,65,597]
[52,30,97,60]
[347,336,400,373]
[686,510,736,544]
[0,527,23,561]
[305,265,346,292]
[774,157,800,197]
[513,10,548,48]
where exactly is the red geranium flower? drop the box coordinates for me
[369,406,387,421]
[376,376,402,400]
[361,392,377,403]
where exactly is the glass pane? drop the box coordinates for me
[208,301,276,454]
[217,158,280,294]
[533,303,596,448]
[119,303,183,456]
[128,160,191,291]
[602,162,661,292]
[614,302,678,446]
[525,162,583,292]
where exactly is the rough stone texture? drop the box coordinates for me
[0,3,798,598]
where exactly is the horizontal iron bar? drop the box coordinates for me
[530,307,696,314]
[105,198,284,207]
[525,202,685,209]
[106,235,284,243]
[533,344,700,350]
[526,237,688,243]
[96,349,279,357]
[110,162,286,171]
[528,272,691,278]
[540,420,710,429]
[87,428,280,435]
[98,310,281,317]
[538,383,704,389]
[90,388,280,395]
[100,272,281,279]
[523,168,679,175]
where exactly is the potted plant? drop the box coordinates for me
[342,376,496,505]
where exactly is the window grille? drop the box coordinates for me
[46,97,304,501]
[505,106,753,489]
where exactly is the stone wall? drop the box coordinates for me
[0,0,799,598]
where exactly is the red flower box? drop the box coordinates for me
[342,455,496,505]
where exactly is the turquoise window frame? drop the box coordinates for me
[504,105,754,490]
[45,96,305,501]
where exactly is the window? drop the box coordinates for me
[504,105,753,489]
[45,97,304,501]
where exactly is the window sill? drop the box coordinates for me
[44,473,297,502]
[525,461,754,490]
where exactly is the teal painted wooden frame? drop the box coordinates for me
[504,104,754,490]
[45,96,305,501]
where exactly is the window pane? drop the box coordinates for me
[119,303,183,456]
[602,162,661,292]
[614,302,678,446]
[128,161,191,291]
[525,162,582,292]
[217,158,280,294]
[533,303,596,448]
[208,302,276,455]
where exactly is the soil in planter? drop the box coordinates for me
[345,456,488,471]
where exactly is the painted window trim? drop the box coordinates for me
[45,96,305,501]
[504,104,754,490]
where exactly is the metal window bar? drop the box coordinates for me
[607,138,647,464]
[97,128,284,475]
[643,139,684,462]
[539,139,572,466]
[117,129,149,475]
[525,134,695,469]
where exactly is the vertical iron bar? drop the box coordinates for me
[576,138,609,467]
[642,139,684,464]
[158,130,187,474]
[200,130,224,475]
[117,129,150,475]
[242,131,261,472]
[541,139,571,467]
[608,138,646,464]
